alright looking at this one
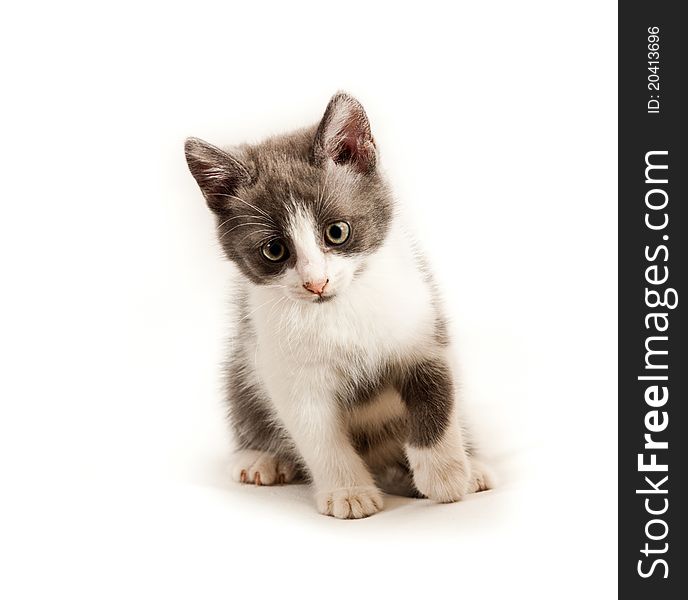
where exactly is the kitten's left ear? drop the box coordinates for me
[312,92,377,173]
[184,137,252,212]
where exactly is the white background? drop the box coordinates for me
[1,1,617,598]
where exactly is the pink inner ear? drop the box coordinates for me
[334,136,356,164]
[331,118,375,172]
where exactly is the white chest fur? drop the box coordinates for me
[249,222,436,377]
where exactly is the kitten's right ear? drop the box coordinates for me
[312,93,377,174]
[184,137,251,212]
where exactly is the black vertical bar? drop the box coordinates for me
[620,1,686,597]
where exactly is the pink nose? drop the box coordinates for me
[303,279,329,295]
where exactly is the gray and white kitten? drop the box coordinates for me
[184,93,493,519]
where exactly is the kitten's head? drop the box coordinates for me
[184,93,393,303]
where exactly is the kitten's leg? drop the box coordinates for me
[268,384,383,519]
[226,347,303,486]
[398,358,474,503]
[231,449,299,486]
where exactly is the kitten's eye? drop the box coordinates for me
[261,239,289,262]
[325,221,351,246]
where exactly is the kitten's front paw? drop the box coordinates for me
[408,450,472,503]
[315,486,383,519]
[467,458,496,493]
[231,449,297,486]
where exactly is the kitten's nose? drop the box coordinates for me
[303,279,329,295]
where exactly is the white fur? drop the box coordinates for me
[286,207,328,292]
[315,486,383,519]
[279,202,364,303]
[231,449,297,485]
[405,404,472,502]
[242,208,479,518]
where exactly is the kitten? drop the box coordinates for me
[184,92,493,519]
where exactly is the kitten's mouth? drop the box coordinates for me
[313,294,335,303]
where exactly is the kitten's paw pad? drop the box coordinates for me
[409,453,471,503]
[467,459,496,493]
[315,486,383,519]
[231,450,296,486]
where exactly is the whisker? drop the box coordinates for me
[237,295,280,324]
[211,193,276,224]
[219,222,274,240]
[238,231,280,247]
[320,174,340,217]
[318,166,333,218]
[267,295,287,319]
[217,214,273,229]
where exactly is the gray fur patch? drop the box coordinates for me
[396,359,454,447]
[349,417,408,455]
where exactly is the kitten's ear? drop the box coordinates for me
[184,137,251,212]
[312,92,377,173]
